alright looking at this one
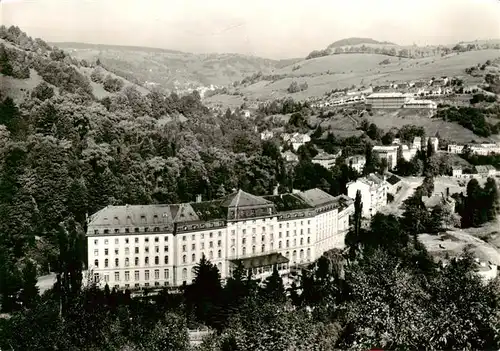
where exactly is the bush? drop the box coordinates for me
[103,75,124,93]
[31,82,54,101]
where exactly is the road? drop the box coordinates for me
[381,177,423,215]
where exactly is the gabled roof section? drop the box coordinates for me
[88,204,174,227]
[297,188,337,208]
[220,189,273,209]
[386,174,402,186]
[190,200,227,222]
[172,203,200,223]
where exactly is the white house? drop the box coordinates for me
[372,145,399,170]
[260,130,274,141]
[345,155,366,174]
[347,173,389,218]
[282,150,299,163]
[448,144,465,154]
[312,151,341,169]
[452,166,463,178]
[86,188,353,289]
[475,165,496,178]
[282,133,311,151]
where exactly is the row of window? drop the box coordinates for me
[95,245,169,256]
[96,227,168,235]
[95,256,170,268]
[182,240,221,252]
[95,263,224,283]
[94,236,168,246]
[181,231,222,241]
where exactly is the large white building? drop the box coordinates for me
[345,155,366,174]
[86,188,354,289]
[347,173,389,218]
[312,151,342,169]
[366,92,409,109]
[448,143,500,156]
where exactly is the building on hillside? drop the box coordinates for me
[404,99,438,109]
[470,144,500,156]
[312,151,341,169]
[386,173,403,194]
[282,150,299,164]
[282,133,311,151]
[413,137,423,151]
[346,173,389,218]
[365,92,408,109]
[86,188,353,289]
[448,144,465,154]
[242,110,251,118]
[345,155,366,174]
[475,165,496,178]
[392,138,401,145]
[372,145,399,170]
[401,145,417,161]
[260,130,274,141]
[452,165,463,178]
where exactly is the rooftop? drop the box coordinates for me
[386,174,402,186]
[367,92,405,98]
[263,193,312,212]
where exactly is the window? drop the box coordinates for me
[307,237,310,244]
[182,255,186,264]
[125,228,130,233]
[191,234,195,240]
[114,272,120,281]
[125,247,129,255]
[104,259,109,267]
[104,274,109,282]
[262,226,266,233]
[279,241,282,249]
[134,271,139,281]
[201,243,205,249]
[182,236,187,241]
[201,233,205,239]
[94,259,99,268]
[192,253,196,262]
[242,238,246,244]
[114,238,119,244]
[94,249,98,256]
[125,258,129,267]
[125,238,129,244]
[242,229,246,234]
[114,249,119,255]
[164,236,168,241]
[125,271,130,281]
[104,230,109,234]
[217,262,222,271]
[217,240,221,247]
[286,240,289,248]
[182,245,186,252]
[164,246,169,252]
[145,270,149,280]
[135,257,139,266]
[154,227,159,232]
[209,232,213,238]
[164,256,169,264]
[135,247,139,254]
[279,232,282,238]
[261,244,265,252]
[134,228,140,233]
[94,232,99,237]
[300,249,304,260]
[145,237,149,243]
[164,269,169,279]
[242,247,246,255]
[145,257,149,265]
[155,246,159,253]
[307,248,311,258]
[155,256,159,265]
[252,228,256,234]
[218,250,221,258]
[209,251,213,259]
[155,237,159,242]
[104,239,109,244]
[115,258,119,267]
[145,247,149,253]
[191,244,195,250]
[154,269,159,280]
[231,239,235,246]
[261,235,265,242]
[209,241,213,248]
[182,268,187,280]
[300,238,303,245]
[135,237,139,243]
[104,248,109,255]
[252,246,256,254]
[252,237,256,244]
[94,239,98,245]
[218,231,222,237]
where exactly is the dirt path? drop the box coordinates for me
[381,177,423,215]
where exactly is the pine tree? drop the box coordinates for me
[261,264,286,303]
[19,260,39,309]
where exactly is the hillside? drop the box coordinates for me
[54,42,302,92]
[327,37,397,49]
[206,50,500,107]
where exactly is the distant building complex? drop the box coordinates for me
[347,173,389,218]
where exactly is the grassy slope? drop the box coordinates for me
[56,42,301,91]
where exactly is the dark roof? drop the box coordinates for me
[229,252,289,269]
[386,174,402,186]
[220,189,273,208]
[190,200,227,222]
[263,193,312,212]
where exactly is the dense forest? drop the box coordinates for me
[1,25,500,350]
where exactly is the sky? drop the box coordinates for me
[1,0,500,59]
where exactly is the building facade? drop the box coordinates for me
[312,151,341,169]
[86,188,354,289]
[365,92,408,109]
[345,155,366,174]
[372,145,399,170]
[346,173,389,218]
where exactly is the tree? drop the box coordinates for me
[31,81,54,101]
[19,260,39,309]
[261,265,286,303]
[144,312,190,351]
[287,81,300,93]
[483,177,499,221]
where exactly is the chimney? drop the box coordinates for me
[196,194,202,203]
[273,183,279,196]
